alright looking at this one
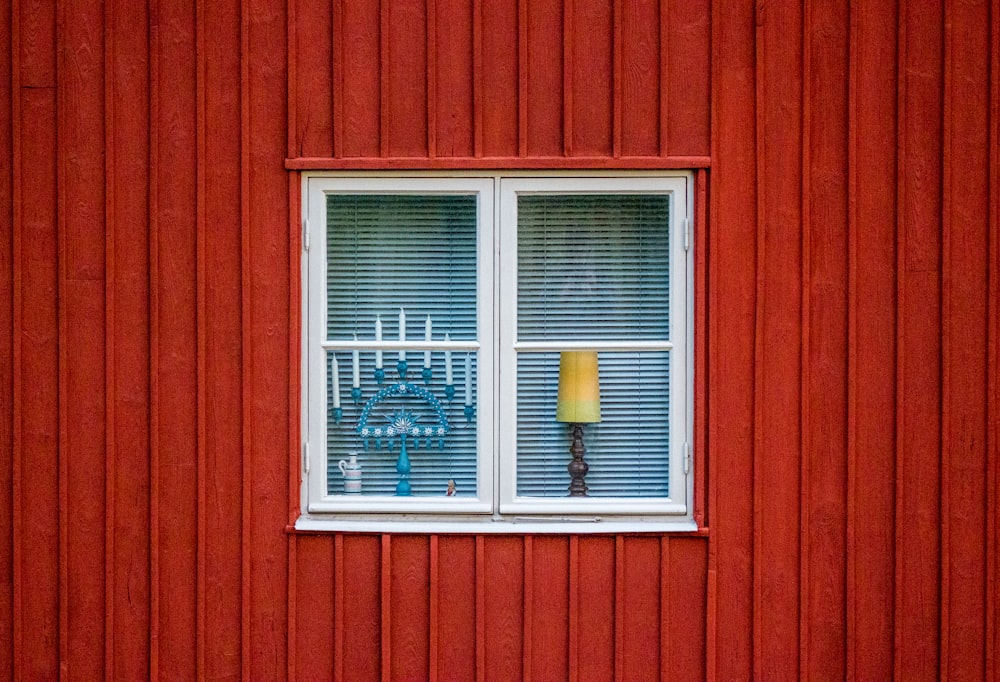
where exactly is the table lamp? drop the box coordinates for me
[555,350,601,496]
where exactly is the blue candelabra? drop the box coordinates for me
[331,316,475,496]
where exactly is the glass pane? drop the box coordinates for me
[327,194,478,341]
[326,346,479,497]
[324,194,479,497]
[516,351,670,497]
[517,194,670,342]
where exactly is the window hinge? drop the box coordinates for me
[683,441,691,475]
[303,441,311,474]
[303,217,311,251]
[684,218,690,252]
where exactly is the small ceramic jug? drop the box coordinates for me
[338,453,362,494]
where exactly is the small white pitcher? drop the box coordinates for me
[338,453,362,494]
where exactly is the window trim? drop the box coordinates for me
[298,171,696,533]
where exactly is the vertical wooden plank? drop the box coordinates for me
[522,535,532,681]
[435,535,476,681]
[529,536,568,682]
[614,536,623,680]
[296,536,335,680]
[0,0,13,673]
[202,0,243,677]
[483,536,523,680]
[107,1,151,677]
[659,538,670,680]
[665,0,711,157]
[525,0,563,156]
[895,2,943,679]
[390,535,430,681]
[429,535,439,681]
[239,0,251,675]
[152,0,198,675]
[667,538,708,681]
[567,536,578,682]
[942,1,991,679]
[433,0,474,157]
[338,0,379,158]
[568,0,613,156]
[575,537,614,680]
[334,535,345,682]
[620,537,660,680]
[708,0,757,678]
[803,0,849,678]
[478,0,517,157]
[989,2,1000,676]
[195,0,207,676]
[102,2,116,677]
[245,0,290,676]
[611,0,621,157]
[384,0,428,157]
[753,0,803,678]
[848,1,898,679]
[619,0,658,156]
[693,169,709,528]
[475,536,485,682]
[18,1,60,670]
[294,0,333,157]
[342,535,381,682]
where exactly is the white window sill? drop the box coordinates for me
[293,514,699,534]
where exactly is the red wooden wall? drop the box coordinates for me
[1,1,997,680]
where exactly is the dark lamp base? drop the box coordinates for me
[567,422,590,497]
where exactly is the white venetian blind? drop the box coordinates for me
[515,194,671,497]
[325,194,479,497]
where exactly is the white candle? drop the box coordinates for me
[399,307,406,362]
[424,315,432,368]
[444,334,453,384]
[464,354,473,406]
[352,334,360,388]
[374,315,383,369]
[331,355,341,408]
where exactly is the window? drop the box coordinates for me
[300,174,694,531]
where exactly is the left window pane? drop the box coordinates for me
[324,194,479,497]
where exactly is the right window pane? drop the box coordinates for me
[516,194,670,341]
[515,193,673,499]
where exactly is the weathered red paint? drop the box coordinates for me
[1,1,998,680]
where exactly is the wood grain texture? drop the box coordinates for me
[941,1,991,678]
[478,0,518,157]
[294,0,333,157]
[707,0,758,679]
[528,536,569,682]
[60,0,108,679]
[483,536,524,680]
[847,1,898,680]
[753,1,803,678]
[896,2,944,679]
[568,0,612,156]
[295,536,335,680]
[665,0,710,156]
[389,535,431,681]
[152,0,199,675]
[0,0,13,674]
[802,0,849,677]
[202,0,244,677]
[245,0,290,677]
[18,84,60,681]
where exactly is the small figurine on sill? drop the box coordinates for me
[446,479,456,496]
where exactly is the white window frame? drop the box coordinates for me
[298,172,695,533]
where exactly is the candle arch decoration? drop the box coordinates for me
[331,308,476,496]
[356,382,450,496]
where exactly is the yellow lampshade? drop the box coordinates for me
[555,351,601,423]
